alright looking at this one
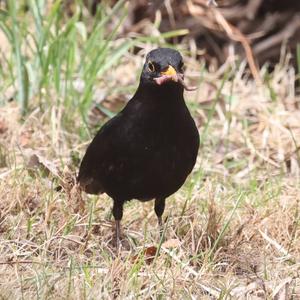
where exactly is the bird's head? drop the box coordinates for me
[140,48,195,91]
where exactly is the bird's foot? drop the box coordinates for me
[110,231,130,254]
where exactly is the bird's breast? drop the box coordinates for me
[137,110,199,170]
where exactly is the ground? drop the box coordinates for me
[0,2,300,299]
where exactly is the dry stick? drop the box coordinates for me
[161,246,222,298]
[188,1,261,84]
[219,0,263,21]
[245,0,263,19]
[0,260,46,265]
[253,15,300,55]
[212,8,262,85]
[207,0,217,7]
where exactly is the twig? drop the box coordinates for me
[207,0,218,7]
[259,230,291,258]
[253,15,300,55]
[0,260,46,265]
[161,246,222,298]
[212,8,261,84]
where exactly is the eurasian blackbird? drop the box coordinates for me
[78,48,199,248]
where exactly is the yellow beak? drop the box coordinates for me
[160,65,177,76]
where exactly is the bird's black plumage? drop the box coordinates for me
[78,48,199,247]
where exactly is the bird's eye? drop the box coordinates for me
[148,61,156,72]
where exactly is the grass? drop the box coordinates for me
[0,1,300,299]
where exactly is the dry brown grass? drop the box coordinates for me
[0,50,300,299]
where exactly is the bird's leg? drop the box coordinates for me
[112,200,123,253]
[154,198,166,238]
[115,220,121,251]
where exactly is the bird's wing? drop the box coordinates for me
[77,114,121,193]
[77,111,153,195]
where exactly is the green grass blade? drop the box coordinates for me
[7,0,28,115]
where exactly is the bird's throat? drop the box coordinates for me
[137,81,184,104]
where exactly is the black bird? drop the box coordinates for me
[78,48,199,248]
